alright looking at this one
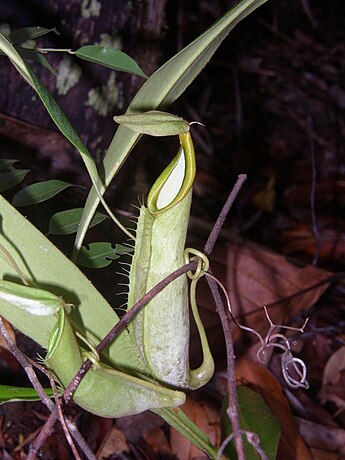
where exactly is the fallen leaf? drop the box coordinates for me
[143,427,171,456]
[192,241,331,365]
[319,346,345,410]
[0,319,20,373]
[97,424,130,458]
[295,417,345,453]
[0,319,16,349]
[282,222,345,264]
[310,448,342,460]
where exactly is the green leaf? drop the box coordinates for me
[0,384,54,403]
[0,31,131,240]
[0,32,102,209]
[0,194,138,370]
[16,47,56,74]
[114,110,190,136]
[155,407,219,460]
[75,0,268,252]
[74,45,147,78]
[8,27,59,45]
[76,242,130,268]
[0,159,18,172]
[48,208,108,235]
[0,169,30,192]
[221,386,281,460]
[12,180,77,207]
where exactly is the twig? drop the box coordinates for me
[208,275,245,460]
[203,175,247,460]
[49,374,82,460]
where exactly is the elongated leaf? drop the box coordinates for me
[0,33,101,207]
[0,384,54,403]
[0,169,30,192]
[114,110,190,136]
[0,159,18,172]
[75,0,268,252]
[76,242,130,268]
[0,194,138,369]
[0,32,131,240]
[155,407,219,460]
[221,387,281,460]
[12,180,77,207]
[8,27,58,45]
[16,47,56,74]
[75,45,147,78]
[49,208,108,235]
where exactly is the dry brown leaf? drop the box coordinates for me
[310,448,342,460]
[0,319,16,349]
[296,417,345,453]
[193,241,331,363]
[97,425,130,458]
[170,396,221,460]
[282,223,345,264]
[143,427,171,456]
[235,356,313,460]
[319,346,345,410]
[0,319,20,373]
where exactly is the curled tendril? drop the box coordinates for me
[204,273,310,390]
[281,351,309,389]
[184,248,209,280]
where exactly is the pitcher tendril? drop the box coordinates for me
[205,272,309,390]
[184,248,209,280]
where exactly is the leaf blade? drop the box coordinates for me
[221,387,281,460]
[8,27,59,45]
[49,208,108,235]
[76,242,130,268]
[114,110,190,136]
[75,45,147,78]
[75,0,268,251]
[0,169,30,192]
[0,384,54,403]
[13,180,77,207]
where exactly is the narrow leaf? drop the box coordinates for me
[12,180,77,207]
[0,170,30,192]
[8,27,59,45]
[0,32,103,216]
[49,208,108,235]
[0,159,18,172]
[75,45,147,78]
[155,407,219,460]
[221,387,281,460]
[75,0,268,252]
[114,110,190,136]
[76,242,130,268]
[0,384,54,403]
[16,47,56,74]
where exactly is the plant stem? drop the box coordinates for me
[203,174,247,460]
